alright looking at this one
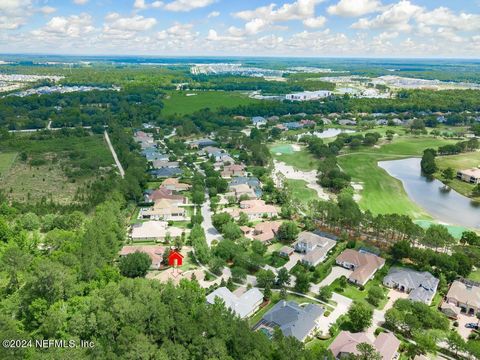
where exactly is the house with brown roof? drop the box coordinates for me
[119,245,165,270]
[328,331,400,360]
[227,200,279,220]
[457,168,480,184]
[444,280,480,316]
[160,178,191,192]
[336,249,385,286]
[293,231,337,267]
[246,221,282,243]
[145,188,187,205]
[221,164,246,179]
[228,184,257,200]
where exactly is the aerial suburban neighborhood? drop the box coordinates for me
[0,1,480,359]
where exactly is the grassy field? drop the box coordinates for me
[162,90,259,116]
[338,136,457,218]
[270,144,319,171]
[468,269,480,282]
[286,179,318,203]
[0,135,112,204]
[435,151,480,199]
[0,152,17,175]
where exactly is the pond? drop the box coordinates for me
[298,128,355,141]
[378,157,480,229]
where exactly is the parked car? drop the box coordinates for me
[465,323,479,329]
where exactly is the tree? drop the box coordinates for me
[119,252,151,278]
[460,231,479,246]
[222,222,242,241]
[441,167,455,184]
[231,266,247,283]
[276,267,291,288]
[238,212,249,226]
[251,240,267,256]
[420,148,437,175]
[446,330,466,356]
[294,271,310,293]
[256,269,276,289]
[347,302,373,332]
[277,221,299,244]
[366,286,385,307]
[421,224,455,251]
[353,343,381,360]
[318,286,332,302]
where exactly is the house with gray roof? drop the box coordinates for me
[293,231,337,267]
[383,267,439,304]
[255,300,324,342]
[206,287,263,319]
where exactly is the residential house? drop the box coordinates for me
[188,138,217,149]
[250,221,282,243]
[279,246,295,258]
[206,287,264,319]
[160,178,191,192]
[221,164,246,179]
[119,245,165,270]
[145,187,187,205]
[229,184,257,200]
[229,177,262,198]
[293,231,337,267]
[130,221,183,242]
[328,331,400,360]
[142,148,168,162]
[383,267,439,304]
[140,199,187,221]
[457,168,480,184]
[134,130,154,145]
[281,121,304,130]
[152,160,179,169]
[444,280,480,316]
[198,146,224,157]
[251,116,267,127]
[338,119,357,126]
[149,167,182,178]
[255,301,324,342]
[336,249,385,286]
[228,200,279,220]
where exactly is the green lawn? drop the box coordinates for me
[270,144,319,171]
[414,220,469,239]
[468,269,480,282]
[286,179,318,203]
[0,152,17,175]
[435,152,480,199]
[162,90,259,116]
[337,136,457,218]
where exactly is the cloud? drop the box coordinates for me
[327,0,381,17]
[31,13,95,39]
[0,0,32,30]
[415,7,480,32]
[157,23,198,41]
[234,0,324,22]
[207,11,220,18]
[40,6,56,15]
[134,0,163,10]
[102,13,157,39]
[164,0,215,12]
[303,16,326,28]
[352,0,422,31]
[73,0,89,4]
[206,29,244,42]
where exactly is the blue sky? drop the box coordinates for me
[1,0,479,57]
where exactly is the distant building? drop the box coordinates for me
[457,168,480,184]
[130,221,183,242]
[336,249,385,286]
[285,90,332,101]
[251,116,267,127]
[255,300,324,342]
[206,287,263,319]
[188,138,217,149]
[383,267,439,304]
[338,119,357,126]
[227,200,279,220]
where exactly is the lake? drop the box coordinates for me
[378,157,480,229]
[298,128,355,141]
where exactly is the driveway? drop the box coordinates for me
[317,266,353,288]
[283,253,302,270]
[317,292,353,335]
[383,288,409,312]
[456,312,479,340]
